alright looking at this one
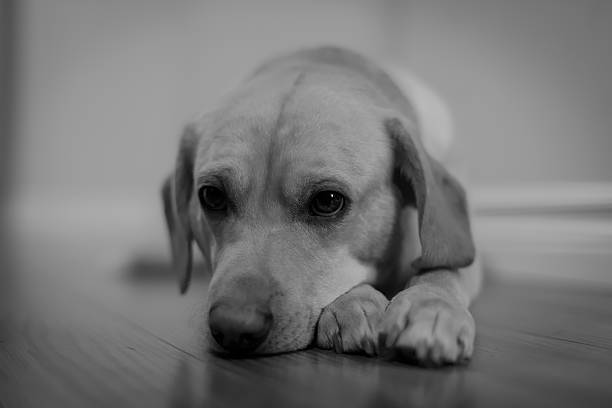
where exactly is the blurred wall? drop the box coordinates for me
[13,0,392,203]
[1,0,15,211]
[390,0,612,185]
[12,0,612,206]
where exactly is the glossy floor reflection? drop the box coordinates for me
[1,227,612,408]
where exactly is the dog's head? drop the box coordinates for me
[162,66,474,355]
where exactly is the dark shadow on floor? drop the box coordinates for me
[122,257,209,284]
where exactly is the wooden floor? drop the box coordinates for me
[1,228,612,408]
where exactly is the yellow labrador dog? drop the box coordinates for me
[162,46,481,365]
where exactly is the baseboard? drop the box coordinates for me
[470,182,612,286]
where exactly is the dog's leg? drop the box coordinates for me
[316,284,388,355]
[377,259,482,365]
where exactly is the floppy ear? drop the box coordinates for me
[386,117,475,271]
[161,124,204,294]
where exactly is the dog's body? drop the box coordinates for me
[163,47,481,365]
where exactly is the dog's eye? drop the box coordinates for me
[310,190,345,217]
[198,186,228,211]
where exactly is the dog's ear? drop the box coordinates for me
[386,117,475,271]
[161,124,204,294]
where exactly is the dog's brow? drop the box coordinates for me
[196,165,245,190]
[288,171,353,200]
[197,165,231,180]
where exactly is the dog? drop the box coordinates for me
[162,46,481,365]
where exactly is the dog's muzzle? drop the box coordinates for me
[208,303,273,353]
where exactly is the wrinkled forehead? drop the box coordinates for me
[194,88,391,196]
[275,108,389,194]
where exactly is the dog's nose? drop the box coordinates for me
[208,303,272,353]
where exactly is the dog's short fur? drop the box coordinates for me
[163,47,481,365]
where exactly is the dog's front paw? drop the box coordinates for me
[378,287,475,366]
[316,284,388,355]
